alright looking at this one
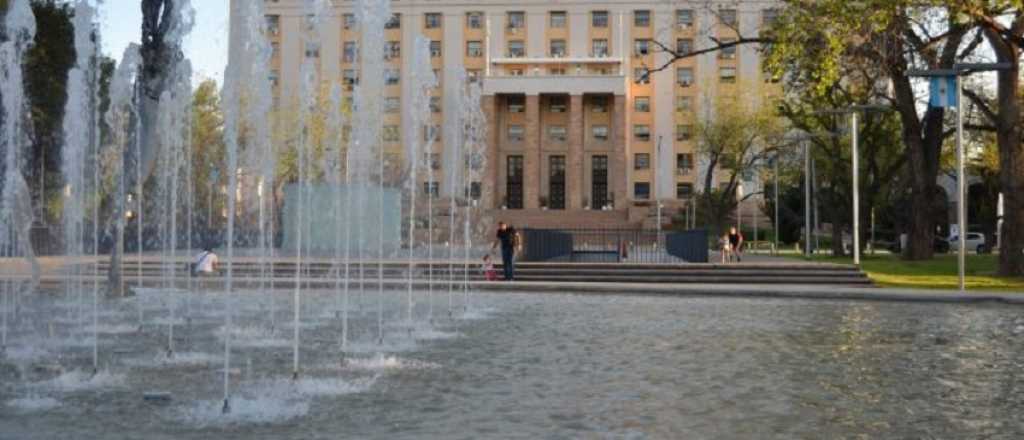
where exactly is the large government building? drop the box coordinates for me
[234,0,778,228]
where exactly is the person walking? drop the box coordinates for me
[491,222,519,281]
[728,227,744,262]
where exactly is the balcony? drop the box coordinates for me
[483,73,626,95]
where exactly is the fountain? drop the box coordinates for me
[406,36,437,325]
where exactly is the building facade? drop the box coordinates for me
[240,0,778,222]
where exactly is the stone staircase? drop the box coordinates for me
[78,258,873,288]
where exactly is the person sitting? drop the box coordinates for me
[193,247,219,276]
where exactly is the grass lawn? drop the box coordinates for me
[802,254,1024,292]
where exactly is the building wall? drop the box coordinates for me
[244,0,780,214]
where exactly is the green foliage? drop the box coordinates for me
[23,0,75,225]
[190,79,227,235]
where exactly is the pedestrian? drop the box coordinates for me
[490,222,520,281]
[720,233,732,264]
[482,254,498,281]
[729,227,744,262]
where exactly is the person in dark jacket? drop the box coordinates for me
[490,222,520,281]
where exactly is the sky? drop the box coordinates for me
[98,0,229,85]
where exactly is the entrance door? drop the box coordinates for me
[506,155,524,209]
[592,155,608,209]
[549,155,566,209]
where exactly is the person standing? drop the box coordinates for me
[728,227,744,262]
[491,222,519,281]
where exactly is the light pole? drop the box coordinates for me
[804,140,811,257]
[908,62,1012,292]
[773,156,779,255]
[821,104,891,265]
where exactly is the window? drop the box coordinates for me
[676,96,692,112]
[634,153,650,170]
[508,125,525,141]
[676,183,694,199]
[425,13,442,29]
[592,39,609,57]
[385,41,400,60]
[426,153,442,170]
[341,125,351,142]
[763,9,779,25]
[271,42,280,58]
[634,125,651,141]
[720,39,737,59]
[720,67,737,83]
[430,40,442,57]
[469,182,482,200]
[677,68,694,86]
[304,14,316,31]
[269,69,279,87]
[507,40,525,57]
[343,69,358,87]
[676,124,693,141]
[634,96,650,112]
[676,38,693,55]
[508,68,524,76]
[385,14,401,29]
[342,13,355,30]
[550,39,566,57]
[507,95,525,113]
[466,41,483,57]
[423,182,439,198]
[592,11,608,27]
[634,182,651,200]
[343,41,358,62]
[508,11,525,29]
[385,69,401,85]
[424,125,442,142]
[677,153,693,171]
[591,96,608,113]
[550,11,566,28]
[634,39,650,56]
[468,69,482,83]
[635,67,650,84]
[549,96,567,113]
[676,9,694,28]
[720,9,737,27]
[429,96,441,113]
[592,125,609,141]
[383,125,400,142]
[548,126,567,142]
[634,10,650,27]
[384,97,400,113]
[467,12,483,29]
[305,42,320,58]
[265,15,280,35]
[549,67,566,75]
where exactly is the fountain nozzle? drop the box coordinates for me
[222,398,231,414]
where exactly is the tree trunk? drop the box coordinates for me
[831,219,845,257]
[984,28,1024,276]
[893,75,942,260]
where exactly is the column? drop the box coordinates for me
[482,95,499,209]
[525,94,541,209]
[611,94,628,207]
[567,94,584,209]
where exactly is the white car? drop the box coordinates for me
[948,233,988,253]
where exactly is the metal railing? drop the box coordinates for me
[522,228,708,264]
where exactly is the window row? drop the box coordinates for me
[634,153,694,171]
[633,182,696,200]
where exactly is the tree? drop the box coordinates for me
[764,1,970,260]
[693,85,785,235]
[23,0,74,227]
[949,2,1024,275]
[190,79,225,245]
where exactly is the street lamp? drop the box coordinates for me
[821,104,891,266]
[908,62,1013,292]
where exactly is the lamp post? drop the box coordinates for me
[773,156,779,255]
[821,104,891,265]
[908,62,1013,292]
